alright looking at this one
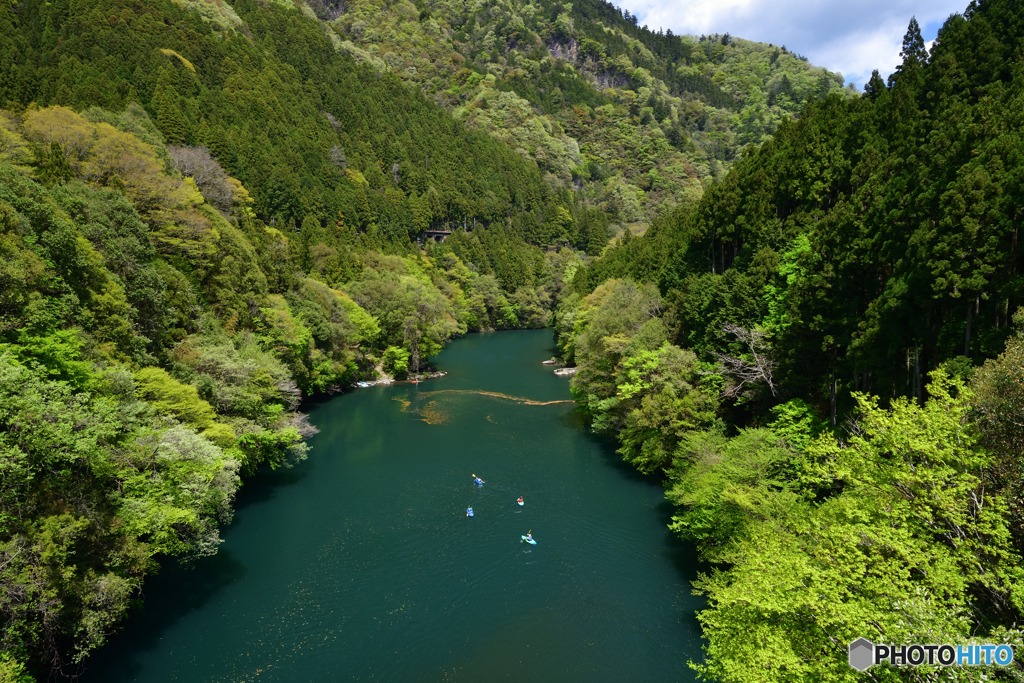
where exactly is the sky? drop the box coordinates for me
[618,0,969,88]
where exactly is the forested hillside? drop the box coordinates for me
[322,0,854,232]
[559,0,1024,679]
[4,0,1024,677]
[0,0,596,243]
[0,0,591,676]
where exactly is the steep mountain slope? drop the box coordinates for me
[572,3,1024,417]
[0,0,590,676]
[323,0,855,230]
[0,0,902,678]
[558,2,1024,679]
[0,0,577,243]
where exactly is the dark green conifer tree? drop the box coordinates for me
[152,68,188,144]
[863,69,886,99]
[888,16,928,86]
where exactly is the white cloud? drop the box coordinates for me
[810,24,905,85]
[619,0,967,86]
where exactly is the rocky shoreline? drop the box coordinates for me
[354,370,447,389]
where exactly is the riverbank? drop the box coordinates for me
[354,369,448,388]
[80,330,703,682]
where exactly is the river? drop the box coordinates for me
[83,329,704,681]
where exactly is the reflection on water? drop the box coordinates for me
[82,330,703,682]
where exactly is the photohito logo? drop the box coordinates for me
[848,638,1014,671]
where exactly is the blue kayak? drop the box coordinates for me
[474,479,484,486]
[467,508,474,517]
[521,535,536,545]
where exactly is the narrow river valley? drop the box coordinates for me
[84,330,702,682]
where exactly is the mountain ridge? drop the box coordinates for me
[181,0,855,233]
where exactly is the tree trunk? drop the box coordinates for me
[965,302,972,357]
[830,365,836,428]
[906,348,911,394]
[914,341,921,405]
[410,341,420,373]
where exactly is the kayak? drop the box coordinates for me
[474,479,484,486]
[467,508,474,517]
[521,535,536,545]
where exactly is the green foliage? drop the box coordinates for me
[0,354,239,672]
[328,0,852,231]
[568,278,663,416]
[572,0,1024,424]
[346,254,463,371]
[970,314,1024,553]
[381,345,411,378]
[766,398,825,454]
[0,653,33,683]
[236,426,308,476]
[666,428,796,558]
[692,374,1024,681]
[0,329,94,389]
[120,425,240,557]
[615,342,718,473]
[135,367,218,431]
[0,0,569,240]
[169,325,293,426]
[560,278,718,472]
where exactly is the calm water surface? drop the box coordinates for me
[84,329,703,682]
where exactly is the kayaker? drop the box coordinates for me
[466,507,473,516]
[526,532,533,542]
[473,474,484,485]
[517,496,524,505]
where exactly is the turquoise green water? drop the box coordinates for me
[83,329,703,681]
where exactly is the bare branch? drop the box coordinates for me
[167,145,233,214]
[712,323,778,398]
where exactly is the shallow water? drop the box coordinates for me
[83,329,703,682]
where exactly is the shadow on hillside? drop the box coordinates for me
[76,548,246,682]
[232,462,309,513]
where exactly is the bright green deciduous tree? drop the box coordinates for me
[134,366,217,430]
[970,311,1024,553]
[693,372,1024,682]
[615,342,718,473]
[667,428,799,560]
[381,345,411,378]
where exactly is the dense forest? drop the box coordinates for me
[0,0,596,246]
[559,0,1024,679]
[3,0,1024,677]
[0,0,588,676]
[324,0,854,232]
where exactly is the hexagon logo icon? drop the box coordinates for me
[849,638,875,671]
